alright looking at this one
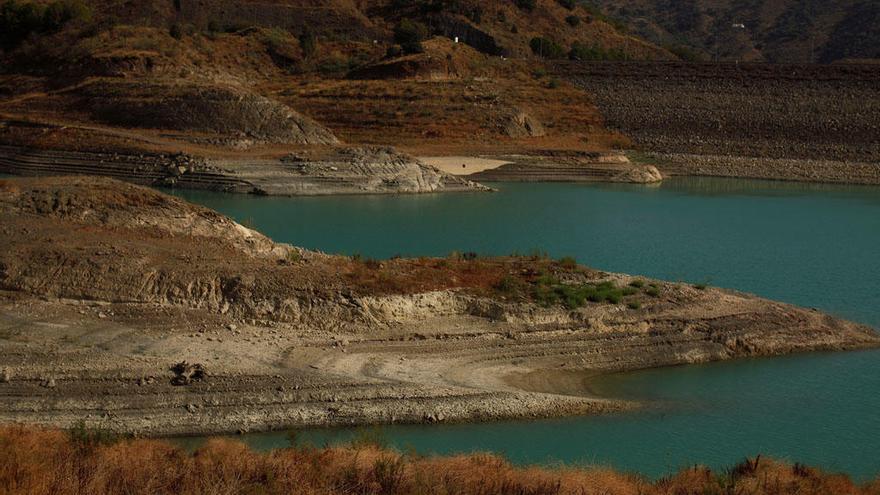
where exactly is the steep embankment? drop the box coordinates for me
[0,141,487,195]
[556,61,880,185]
[0,177,876,435]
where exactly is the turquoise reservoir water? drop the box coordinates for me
[168,178,880,479]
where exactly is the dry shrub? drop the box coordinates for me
[84,439,187,494]
[0,426,78,495]
[0,427,877,495]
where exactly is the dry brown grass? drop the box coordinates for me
[1,426,877,495]
[337,254,601,298]
[273,73,618,155]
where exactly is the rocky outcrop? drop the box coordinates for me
[611,164,663,183]
[499,109,546,138]
[214,146,492,196]
[75,80,339,146]
[0,143,491,196]
[470,152,662,184]
[347,38,486,81]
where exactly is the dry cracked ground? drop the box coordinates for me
[0,176,876,436]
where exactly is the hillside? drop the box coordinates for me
[0,0,677,193]
[588,0,880,63]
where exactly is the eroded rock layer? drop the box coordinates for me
[0,177,875,435]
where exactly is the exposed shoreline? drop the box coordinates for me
[0,176,876,437]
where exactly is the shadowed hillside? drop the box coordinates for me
[585,0,880,63]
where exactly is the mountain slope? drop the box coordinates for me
[588,0,880,63]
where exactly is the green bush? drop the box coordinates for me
[169,23,184,40]
[663,42,704,62]
[532,279,632,309]
[515,0,536,12]
[385,44,402,59]
[0,0,91,50]
[565,15,581,27]
[394,18,428,45]
[569,42,630,61]
[529,37,566,59]
[558,256,577,269]
[401,40,424,55]
[299,28,317,58]
[581,3,628,33]
[494,275,526,298]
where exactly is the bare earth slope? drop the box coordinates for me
[557,61,880,185]
[0,177,876,435]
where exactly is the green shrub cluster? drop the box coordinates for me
[529,37,567,59]
[569,42,631,61]
[581,3,628,33]
[533,277,638,310]
[663,42,704,62]
[530,39,633,61]
[515,0,536,13]
[0,0,91,50]
[394,18,429,44]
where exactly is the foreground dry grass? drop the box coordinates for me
[1,427,878,495]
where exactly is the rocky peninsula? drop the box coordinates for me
[0,176,876,436]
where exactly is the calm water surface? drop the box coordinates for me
[168,178,880,479]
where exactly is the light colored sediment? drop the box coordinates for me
[0,144,490,196]
[418,156,513,175]
[0,176,876,436]
[468,153,663,184]
[648,152,880,186]
[418,153,663,184]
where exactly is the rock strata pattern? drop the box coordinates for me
[0,177,875,435]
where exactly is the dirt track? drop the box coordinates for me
[0,177,876,436]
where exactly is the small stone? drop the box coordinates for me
[1,368,11,383]
[41,378,56,388]
[186,404,197,413]
[98,312,107,319]
[227,324,238,331]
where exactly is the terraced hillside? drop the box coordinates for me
[0,0,670,192]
